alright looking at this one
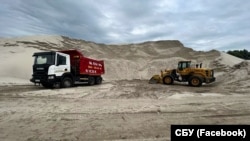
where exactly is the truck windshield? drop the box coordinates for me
[34,54,55,65]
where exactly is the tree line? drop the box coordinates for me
[227,49,250,60]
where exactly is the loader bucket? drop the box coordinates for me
[149,75,161,84]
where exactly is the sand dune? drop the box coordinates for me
[0,35,249,141]
[0,35,246,83]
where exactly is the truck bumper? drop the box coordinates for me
[204,77,216,83]
[30,75,58,85]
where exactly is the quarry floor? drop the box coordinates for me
[0,80,250,141]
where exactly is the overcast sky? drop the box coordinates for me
[0,0,249,51]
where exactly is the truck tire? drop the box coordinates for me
[163,75,173,85]
[88,76,95,85]
[60,77,73,88]
[41,83,54,88]
[188,76,202,87]
[95,76,102,85]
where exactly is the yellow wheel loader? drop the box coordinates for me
[149,61,215,87]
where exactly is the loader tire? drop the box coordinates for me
[163,75,173,85]
[188,76,202,87]
[60,77,73,88]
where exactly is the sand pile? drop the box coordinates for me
[0,35,246,84]
[0,46,40,84]
[1,35,250,141]
[228,61,249,82]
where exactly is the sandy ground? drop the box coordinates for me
[0,79,250,141]
[0,36,250,141]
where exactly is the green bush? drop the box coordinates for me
[227,49,250,60]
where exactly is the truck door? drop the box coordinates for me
[54,52,71,77]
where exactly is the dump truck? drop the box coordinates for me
[149,61,215,87]
[30,49,105,88]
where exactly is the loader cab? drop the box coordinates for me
[177,61,191,71]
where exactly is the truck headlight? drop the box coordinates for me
[48,75,55,79]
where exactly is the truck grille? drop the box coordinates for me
[33,75,46,79]
[206,70,209,76]
[34,71,47,75]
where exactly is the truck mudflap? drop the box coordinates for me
[204,77,216,83]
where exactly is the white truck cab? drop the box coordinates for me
[31,51,71,88]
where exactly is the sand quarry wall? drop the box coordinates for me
[0,35,247,84]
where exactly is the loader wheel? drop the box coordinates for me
[188,76,202,87]
[163,76,173,85]
[95,76,102,85]
[61,77,73,88]
[88,76,95,85]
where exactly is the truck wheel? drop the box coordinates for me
[95,76,102,85]
[60,77,73,88]
[188,76,202,87]
[41,83,54,88]
[163,75,173,85]
[88,76,95,85]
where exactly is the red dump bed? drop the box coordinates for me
[59,50,105,75]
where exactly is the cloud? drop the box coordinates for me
[0,0,249,51]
